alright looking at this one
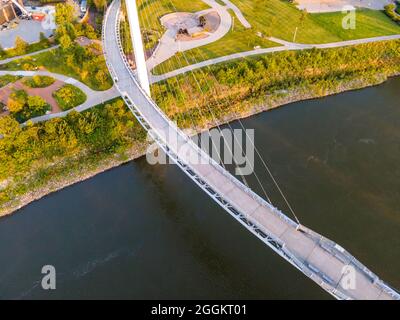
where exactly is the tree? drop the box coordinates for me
[0,115,20,137]
[27,96,48,112]
[39,32,47,43]
[55,86,74,104]
[55,3,75,26]
[299,9,308,27]
[0,44,5,58]
[72,45,86,65]
[59,34,73,51]
[7,90,27,113]
[65,22,77,40]
[14,36,28,56]
[93,0,106,11]
[95,70,108,87]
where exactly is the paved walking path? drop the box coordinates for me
[220,0,251,28]
[148,0,400,80]
[0,78,64,113]
[104,0,400,300]
[0,70,120,124]
[0,45,60,65]
[0,20,54,49]
[151,34,400,83]
[146,0,233,71]
[150,46,288,83]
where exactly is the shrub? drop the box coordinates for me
[53,84,87,110]
[0,75,21,87]
[23,76,55,88]
[384,4,400,24]
[0,45,5,59]
[39,32,47,43]
[21,61,38,71]
[7,90,27,114]
[7,89,50,122]
[14,37,28,56]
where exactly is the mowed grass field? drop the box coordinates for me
[232,0,400,43]
[138,0,400,74]
[312,9,400,41]
[153,16,279,74]
[137,0,209,32]
[134,0,209,50]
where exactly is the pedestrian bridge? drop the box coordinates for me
[102,0,399,300]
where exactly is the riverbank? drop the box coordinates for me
[1,70,397,218]
[0,142,148,218]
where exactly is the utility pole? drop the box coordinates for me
[293,27,298,43]
[125,0,151,96]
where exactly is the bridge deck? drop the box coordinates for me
[103,0,398,300]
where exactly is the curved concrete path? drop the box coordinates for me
[220,0,251,28]
[0,70,119,124]
[150,45,288,83]
[0,45,60,65]
[151,34,400,83]
[146,0,232,71]
[104,0,400,300]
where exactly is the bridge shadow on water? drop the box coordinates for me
[0,77,399,299]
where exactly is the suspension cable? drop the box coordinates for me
[162,0,300,224]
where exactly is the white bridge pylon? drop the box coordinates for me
[125,0,151,96]
[103,0,400,300]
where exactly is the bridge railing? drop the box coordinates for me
[101,3,119,83]
[109,7,363,300]
[112,4,299,232]
[102,0,400,301]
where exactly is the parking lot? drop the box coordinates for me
[0,19,53,49]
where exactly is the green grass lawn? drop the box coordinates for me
[153,21,279,74]
[0,39,52,61]
[0,75,22,87]
[231,0,400,43]
[137,0,209,31]
[312,9,400,41]
[121,0,210,52]
[136,0,279,74]
[0,47,113,91]
[23,76,55,88]
[148,0,400,75]
[53,84,87,111]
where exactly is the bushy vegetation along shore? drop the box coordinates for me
[1,40,400,217]
[152,40,400,129]
[0,99,147,216]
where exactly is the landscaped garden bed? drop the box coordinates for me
[53,84,87,110]
[23,76,56,88]
[7,89,51,123]
[0,75,22,87]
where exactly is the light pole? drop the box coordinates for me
[293,26,298,43]
[125,0,151,96]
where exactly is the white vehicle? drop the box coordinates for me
[80,0,87,13]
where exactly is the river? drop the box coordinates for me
[0,77,399,299]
